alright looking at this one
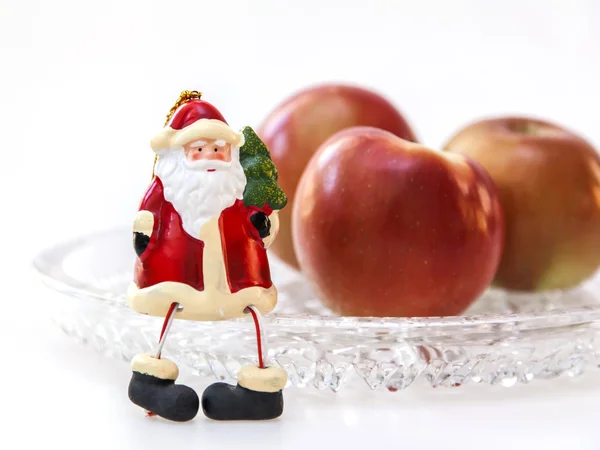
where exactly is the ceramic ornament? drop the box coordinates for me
[127,90,288,422]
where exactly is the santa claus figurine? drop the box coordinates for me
[127,91,288,422]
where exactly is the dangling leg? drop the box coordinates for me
[201,305,287,421]
[128,303,199,422]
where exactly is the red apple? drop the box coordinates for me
[292,127,504,317]
[444,117,600,291]
[258,84,417,268]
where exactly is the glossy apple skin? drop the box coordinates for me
[444,117,600,291]
[292,127,504,317]
[258,84,417,268]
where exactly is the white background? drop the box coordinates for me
[2,0,600,448]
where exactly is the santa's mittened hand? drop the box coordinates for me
[250,212,271,239]
[133,232,150,257]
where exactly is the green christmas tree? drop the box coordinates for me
[239,126,288,211]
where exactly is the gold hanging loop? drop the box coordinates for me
[163,90,203,127]
[151,90,203,178]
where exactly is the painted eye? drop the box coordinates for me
[198,148,202,152]
[214,148,218,152]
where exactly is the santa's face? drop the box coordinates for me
[154,141,247,238]
[184,139,232,164]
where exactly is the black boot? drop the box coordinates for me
[201,382,284,421]
[128,372,199,422]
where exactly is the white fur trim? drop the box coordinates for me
[127,281,277,321]
[262,210,279,249]
[131,354,179,380]
[150,119,244,152]
[133,210,153,236]
[238,365,287,393]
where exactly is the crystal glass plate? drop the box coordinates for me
[33,229,600,392]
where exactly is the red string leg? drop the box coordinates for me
[156,302,179,359]
[246,307,264,369]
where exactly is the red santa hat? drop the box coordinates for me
[150,96,244,152]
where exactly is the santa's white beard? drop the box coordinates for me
[154,148,247,237]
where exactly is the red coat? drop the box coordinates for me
[134,177,273,293]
